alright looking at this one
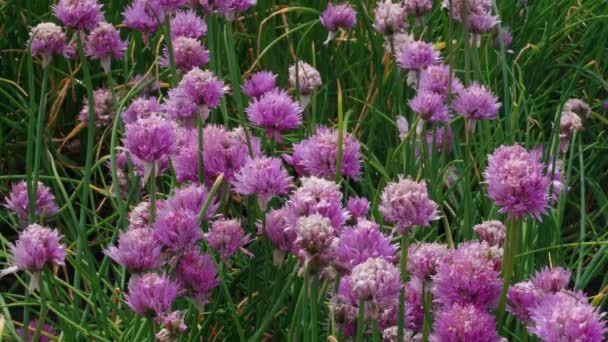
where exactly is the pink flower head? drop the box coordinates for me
[85,22,127,72]
[531,266,571,294]
[403,0,433,18]
[408,91,450,123]
[334,219,397,272]
[347,197,370,219]
[171,10,207,39]
[452,82,500,120]
[407,242,448,280]
[286,126,362,180]
[431,303,500,342]
[162,88,200,125]
[126,273,180,318]
[232,156,292,209]
[4,181,58,222]
[105,228,162,272]
[154,0,187,13]
[349,257,401,304]
[264,208,297,254]
[246,89,302,141]
[164,183,218,220]
[373,0,407,35]
[128,200,165,230]
[53,0,103,30]
[484,144,552,219]
[288,61,322,95]
[418,64,464,97]
[29,22,69,67]
[564,98,591,119]
[205,219,250,260]
[397,40,441,72]
[78,87,114,127]
[153,210,201,252]
[529,291,607,342]
[379,177,439,233]
[494,27,513,49]
[176,251,219,307]
[122,0,163,42]
[155,311,187,341]
[507,281,540,322]
[18,320,56,342]
[242,71,278,99]
[214,0,257,20]
[320,3,357,32]
[121,96,161,124]
[295,214,336,273]
[473,220,506,247]
[455,240,503,272]
[161,36,209,72]
[124,114,177,163]
[7,224,65,273]
[178,68,227,110]
[468,13,498,34]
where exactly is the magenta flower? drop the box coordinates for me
[126,273,180,318]
[455,240,503,272]
[349,257,401,304]
[264,208,298,255]
[431,303,500,342]
[484,144,552,219]
[171,10,207,38]
[403,0,432,19]
[124,114,177,165]
[396,115,409,140]
[559,110,583,152]
[407,242,448,280]
[4,181,58,222]
[379,177,439,234]
[320,3,357,44]
[204,219,250,260]
[242,71,278,99]
[213,0,257,20]
[295,214,336,273]
[473,220,506,247]
[452,82,500,120]
[418,64,464,97]
[531,266,571,294]
[127,200,165,230]
[529,291,607,342]
[155,311,187,341]
[288,61,322,95]
[18,320,56,342]
[468,13,498,34]
[333,220,397,272]
[507,281,540,322]
[162,88,200,126]
[176,251,219,308]
[246,89,302,141]
[347,197,370,219]
[397,40,441,72]
[29,23,69,67]
[408,91,450,123]
[53,0,103,30]
[121,96,160,124]
[405,277,424,331]
[178,68,227,110]
[105,228,162,272]
[78,87,114,127]
[286,126,362,180]
[153,210,201,252]
[494,27,513,49]
[373,0,407,35]
[122,0,162,42]
[232,156,292,209]
[161,36,209,72]
[85,22,127,72]
[383,32,413,56]
[155,0,187,13]
[164,183,218,220]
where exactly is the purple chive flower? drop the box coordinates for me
[452,82,501,120]
[153,210,201,252]
[432,248,501,308]
[286,126,362,180]
[484,144,552,219]
[347,197,370,219]
[155,0,187,13]
[404,277,424,331]
[124,114,177,166]
[126,273,180,318]
[176,251,219,308]
[155,311,187,341]
[473,220,506,247]
[171,10,207,39]
[85,22,128,72]
[529,291,607,342]
[79,88,114,127]
[531,266,571,293]
[373,0,407,35]
[456,240,503,272]
[559,110,583,152]
[397,115,409,140]
[431,303,500,342]
[121,96,160,124]
[468,13,498,34]
[105,228,162,272]
[384,32,413,56]
[295,214,336,273]
[564,98,591,119]
[213,0,257,21]
[29,23,68,67]
[4,181,58,222]
[178,68,227,110]
[288,61,322,95]
[162,88,201,126]
[507,281,539,322]
[122,0,162,43]
[382,326,416,342]
[161,36,209,72]
[419,126,453,157]
[232,156,292,209]
[408,91,450,123]
[379,177,439,234]
[397,40,441,72]
[264,208,298,256]
[418,64,464,97]
[242,71,278,99]
[494,27,512,49]
[53,0,103,30]
[407,242,448,280]
[127,200,165,230]
[403,0,433,19]
[349,257,401,304]
[18,320,56,342]
[320,3,357,44]
[246,89,302,141]
[333,220,397,272]
[284,177,349,231]
[164,183,218,220]
[204,219,251,260]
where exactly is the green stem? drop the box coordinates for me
[335,81,344,184]
[197,114,204,184]
[31,291,48,342]
[356,298,365,342]
[422,281,432,342]
[199,174,224,225]
[397,233,410,342]
[31,66,49,217]
[575,134,585,287]
[164,14,178,86]
[288,277,306,342]
[25,42,37,224]
[497,217,519,327]
[310,275,319,342]
[217,262,246,342]
[148,163,157,223]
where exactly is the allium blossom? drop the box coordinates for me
[288,61,322,95]
[122,96,160,124]
[264,208,298,258]
[232,156,292,209]
[531,266,571,293]
[178,68,228,110]
[349,257,401,304]
[85,22,127,72]
[347,197,370,219]
[161,36,209,72]
[320,3,357,44]
[397,40,441,72]
[245,89,302,141]
[418,64,464,97]
[379,177,439,233]
[408,91,450,123]
[403,0,433,20]
[564,98,591,119]
[430,303,500,342]
[484,144,553,219]
[79,88,114,127]
[397,115,409,140]
[285,126,362,180]
[127,200,164,230]
[155,0,187,13]
[407,242,448,280]
[171,10,207,38]
[18,320,56,342]
[295,214,336,273]
[210,0,257,21]
[176,251,219,308]
[333,220,397,272]
[204,219,251,260]
[507,281,539,322]
[452,82,501,121]
[53,0,103,30]
[473,220,506,247]
[124,114,177,176]
[162,88,201,126]
[105,228,162,272]
[4,181,58,222]
[122,0,162,43]
[29,23,68,67]
[494,27,513,49]
[163,183,218,220]
[529,291,607,342]
[126,273,180,318]
[559,110,583,152]
[373,0,407,35]
[155,311,187,342]
[242,71,277,99]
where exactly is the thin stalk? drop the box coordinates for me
[310,275,319,342]
[575,134,585,287]
[288,278,306,342]
[372,320,381,342]
[497,218,519,327]
[397,233,410,342]
[31,66,49,222]
[31,291,48,341]
[422,282,432,342]
[148,163,157,223]
[335,80,344,184]
[164,14,178,86]
[21,290,31,341]
[197,115,204,183]
[217,262,246,342]
[199,174,224,224]
[356,298,365,342]
[25,43,37,223]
